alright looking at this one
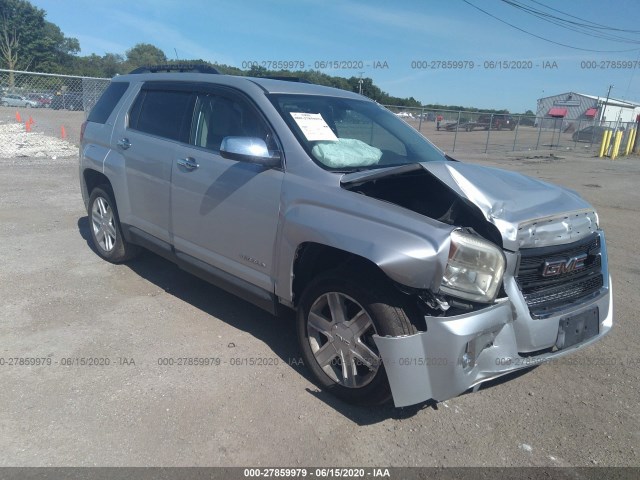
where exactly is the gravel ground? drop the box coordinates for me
[0,131,638,468]
[0,122,78,158]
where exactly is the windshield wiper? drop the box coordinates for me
[339,163,423,187]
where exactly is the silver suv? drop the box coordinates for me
[80,66,613,407]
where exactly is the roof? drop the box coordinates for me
[574,93,640,108]
[538,91,640,108]
[114,71,365,100]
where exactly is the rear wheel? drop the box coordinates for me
[297,272,420,405]
[88,185,139,263]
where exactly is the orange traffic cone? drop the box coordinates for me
[28,116,34,125]
[15,111,22,123]
[61,126,67,139]
[25,121,31,133]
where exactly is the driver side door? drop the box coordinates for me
[170,88,284,297]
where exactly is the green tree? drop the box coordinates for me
[0,0,79,85]
[125,43,167,69]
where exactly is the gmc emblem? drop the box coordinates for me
[542,253,588,277]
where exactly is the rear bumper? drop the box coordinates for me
[373,276,613,407]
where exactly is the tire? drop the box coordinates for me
[297,271,420,405]
[88,185,140,263]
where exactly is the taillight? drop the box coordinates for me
[80,121,87,143]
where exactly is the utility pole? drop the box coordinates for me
[601,84,613,125]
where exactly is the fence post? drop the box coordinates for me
[484,114,493,153]
[535,117,543,150]
[573,118,581,149]
[555,118,561,149]
[512,115,521,151]
[452,111,461,152]
[418,107,424,133]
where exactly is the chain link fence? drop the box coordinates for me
[0,69,109,157]
[384,105,639,156]
[1,69,637,158]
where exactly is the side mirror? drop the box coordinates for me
[220,137,281,168]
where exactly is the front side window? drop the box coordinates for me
[270,94,444,171]
[190,93,277,152]
[128,89,192,141]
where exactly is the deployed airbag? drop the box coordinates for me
[312,138,382,168]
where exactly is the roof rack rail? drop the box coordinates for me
[129,64,220,74]
[260,76,311,83]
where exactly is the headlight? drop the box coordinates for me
[440,230,506,303]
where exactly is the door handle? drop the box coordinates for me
[177,157,199,170]
[117,138,131,149]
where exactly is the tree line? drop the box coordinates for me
[1,0,525,113]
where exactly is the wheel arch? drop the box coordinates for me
[291,243,394,306]
[83,168,112,196]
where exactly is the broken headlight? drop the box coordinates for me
[440,230,505,303]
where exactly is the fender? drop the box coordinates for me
[274,199,453,302]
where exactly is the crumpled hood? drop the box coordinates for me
[421,161,598,251]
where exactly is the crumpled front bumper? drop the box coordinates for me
[373,276,613,407]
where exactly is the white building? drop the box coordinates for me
[536,92,640,127]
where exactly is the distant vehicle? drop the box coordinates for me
[51,93,83,111]
[444,114,516,132]
[27,93,51,108]
[1,94,38,108]
[478,114,515,131]
[572,125,614,143]
[395,111,414,119]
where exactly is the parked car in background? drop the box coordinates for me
[51,93,83,111]
[572,125,614,143]
[444,114,515,132]
[1,93,38,108]
[477,114,516,130]
[27,93,51,108]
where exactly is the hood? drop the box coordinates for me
[421,161,598,251]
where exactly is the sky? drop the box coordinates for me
[29,0,640,113]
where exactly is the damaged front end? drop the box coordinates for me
[341,161,613,407]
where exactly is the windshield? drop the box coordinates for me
[270,94,445,171]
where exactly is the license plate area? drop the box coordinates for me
[556,306,599,350]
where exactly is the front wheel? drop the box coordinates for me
[88,185,139,263]
[297,272,420,405]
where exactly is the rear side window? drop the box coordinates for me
[128,89,192,142]
[87,82,129,124]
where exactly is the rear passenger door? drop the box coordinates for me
[119,83,194,244]
[170,88,284,293]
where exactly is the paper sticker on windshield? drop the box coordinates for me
[290,112,338,142]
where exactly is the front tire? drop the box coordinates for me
[297,272,420,405]
[88,185,139,263]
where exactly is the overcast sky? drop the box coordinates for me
[29,0,640,112]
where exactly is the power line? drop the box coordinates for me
[461,0,640,53]
[502,0,640,44]
[527,0,640,34]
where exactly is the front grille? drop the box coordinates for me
[516,233,604,316]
